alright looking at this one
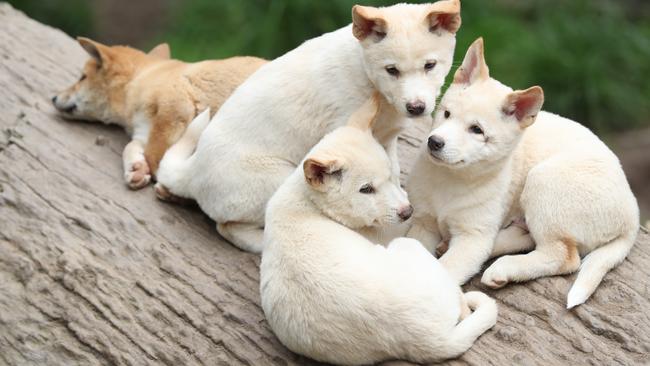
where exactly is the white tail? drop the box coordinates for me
[566,230,637,309]
[156,108,211,197]
[439,291,497,360]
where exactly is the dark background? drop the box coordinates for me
[9,0,650,221]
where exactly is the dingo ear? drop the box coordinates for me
[347,92,382,131]
[502,86,544,128]
[303,157,343,191]
[352,5,387,41]
[77,37,110,67]
[427,0,462,34]
[454,37,489,85]
[148,43,171,59]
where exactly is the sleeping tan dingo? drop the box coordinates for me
[53,38,265,189]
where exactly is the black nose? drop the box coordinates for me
[428,135,445,152]
[51,96,57,104]
[398,205,414,221]
[406,101,426,116]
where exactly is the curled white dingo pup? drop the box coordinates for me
[407,38,640,308]
[53,38,265,189]
[260,96,497,365]
[156,1,461,252]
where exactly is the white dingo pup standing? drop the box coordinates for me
[407,38,640,308]
[156,1,462,252]
[260,96,497,365]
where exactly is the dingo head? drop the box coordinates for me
[52,38,170,124]
[352,0,461,118]
[425,38,544,170]
[303,94,412,229]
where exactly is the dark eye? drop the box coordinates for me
[424,61,437,71]
[79,74,87,81]
[359,183,375,194]
[385,66,400,77]
[444,110,450,119]
[469,124,484,135]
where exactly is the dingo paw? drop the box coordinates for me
[481,260,511,289]
[125,160,151,189]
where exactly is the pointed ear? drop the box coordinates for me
[427,0,462,34]
[352,5,387,41]
[453,37,489,85]
[303,157,343,191]
[148,43,171,59]
[347,92,382,131]
[502,86,544,128]
[77,37,110,67]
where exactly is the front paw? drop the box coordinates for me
[481,258,512,289]
[125,161,151,189]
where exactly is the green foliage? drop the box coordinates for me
[156,0,389,61]
[7,0,650,133]
[455,0,650,133]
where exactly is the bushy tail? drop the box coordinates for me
[566,230,637,309]
[440,291,497,360]
[156,108,211,196]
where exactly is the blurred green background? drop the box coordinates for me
[10,0,650,134]
[8,0,650,221]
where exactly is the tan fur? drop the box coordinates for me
[459,294,471,321]
[559,237,580,274]
[54,38,266,187]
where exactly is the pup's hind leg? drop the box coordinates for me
[481,237,580,289]
[123,139,151,189]
[490,224,534,259]
[211,156,295,253]
[217,222,265,253]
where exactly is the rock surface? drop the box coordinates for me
[0,4,649,365]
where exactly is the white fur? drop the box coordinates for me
[156,108,211,175]
[261,103,496,365]
[120,112,152,188]
[407,39,640,308]
[157,2,460,252]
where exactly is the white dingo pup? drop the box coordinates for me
[260,96,497,365]
[156,1,462,252]
[407,38,640,308]
[53,38,265,189]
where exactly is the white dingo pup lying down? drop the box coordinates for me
[407,38,640,308]
[156,1,462,252]
[260,96,497,365]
